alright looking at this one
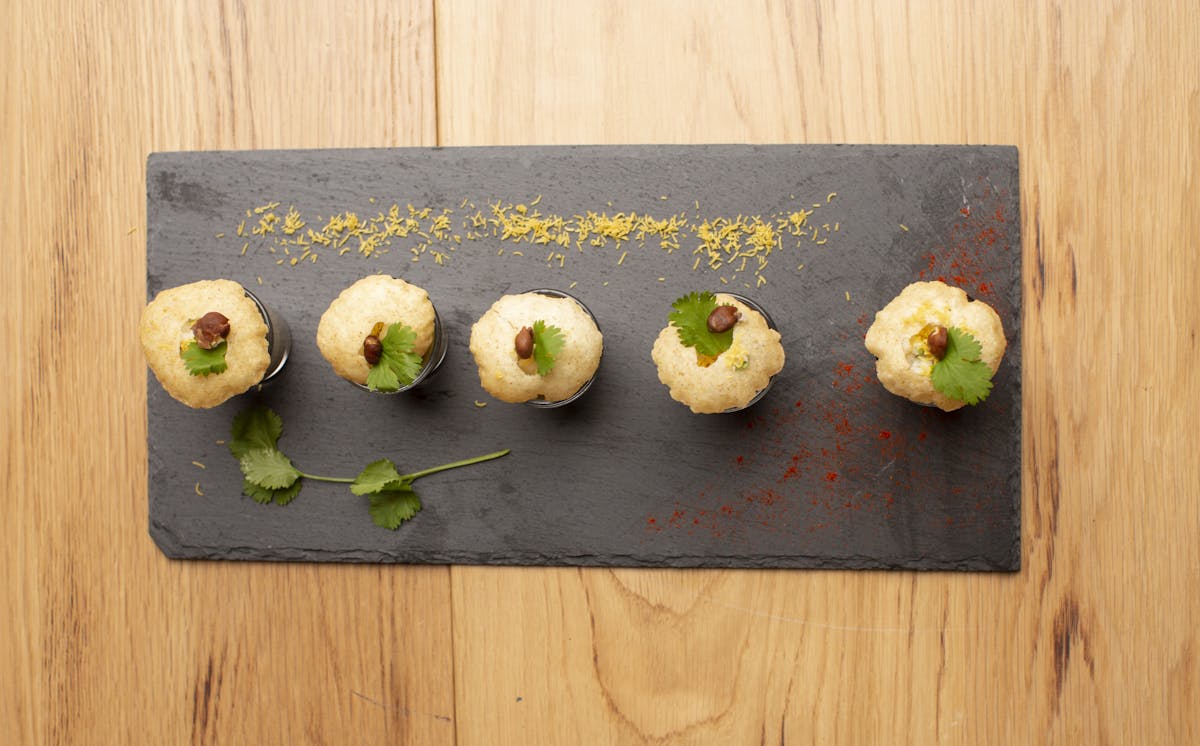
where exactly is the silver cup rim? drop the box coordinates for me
[708,292,779,413]
[518,288,601,408]
[243,287,290,384]
[352,304,448,394]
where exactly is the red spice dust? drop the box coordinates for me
[643,194,1013,541]
[916,188,1013,303]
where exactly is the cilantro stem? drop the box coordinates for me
[401,449,511,482]
[296,472,355,484]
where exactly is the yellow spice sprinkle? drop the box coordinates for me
[900,224,909,232]
[845,291,851,301]
[474,401,488,408]
[126,227,137,235]
[657,277,665,282]
[192,461,206,469]
[194,482,204,496]
[240,243,248,256]
[757,275,767,287]
[235,192,843,286]
[215,232,224,238]
[281,206,306,235]
[253,213,279,235]
[289,257,299,266]
[569,281,577,289]
[256,276,263,285]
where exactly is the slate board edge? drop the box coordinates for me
[148,522,1015,572]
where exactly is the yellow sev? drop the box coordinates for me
[229,191,839,284]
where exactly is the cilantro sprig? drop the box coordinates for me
[668,291,733,357]
[365,323,425,392]
[181,340,228,376]
[930,327,995,405]
[227,405,509,528]
[530,320,565,376]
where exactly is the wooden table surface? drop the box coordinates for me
[4,1,1197,743]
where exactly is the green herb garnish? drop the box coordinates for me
[350,454,510,529]
[365,323,424,392]
[181,340,228,376]
[530,320,565,376]
[228,405,510,528]
[668,291,733,357]
[930,327,995,405]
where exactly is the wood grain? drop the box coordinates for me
[4,0,1199,744]
[2,2,452,745]
[435,1,1200,744]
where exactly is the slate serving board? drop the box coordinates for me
[147,144,1021,571]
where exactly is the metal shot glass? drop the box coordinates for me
[521,288,601,409]
[353,304,448,394]
[718,292,778,414]
[244,288,290,384]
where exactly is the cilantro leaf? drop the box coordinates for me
[531,320,565,376]
[365,360,400,392]
[242,478,303,506]
[351,459,405,495]
[668,292,733,357]
[181,340,228,376]
[931,327,995,405]
[367,323,424,392]
[380,324,424,383]
[368,487,423,529]
[239,448,301,489]
[228,406,283,458]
